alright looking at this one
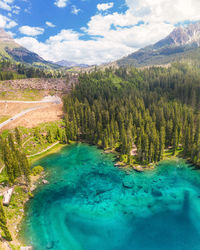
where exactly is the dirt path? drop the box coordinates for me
[0,96,63,131]
[0,105,47,129]
[27,142,59,158]
[0,95,61,104]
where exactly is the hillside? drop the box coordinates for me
[0,29,59,69]
[117,22,200,67]
[55,60,88,68]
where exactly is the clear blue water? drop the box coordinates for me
[21,143,200,250]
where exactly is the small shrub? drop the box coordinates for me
[28,192,34,198]
[31,166,44,176]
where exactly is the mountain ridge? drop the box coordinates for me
[55,60,89,68]
[117,21,200,67]
[0,29,59,69]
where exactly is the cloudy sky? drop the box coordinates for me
[0,0,200,65]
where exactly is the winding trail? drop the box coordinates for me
[27,142,59,158]
[0,96,62,104]
[0,142,60,175]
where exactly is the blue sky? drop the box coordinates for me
[0,0,200,64]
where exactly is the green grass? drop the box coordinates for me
[163,147,184,158]
[0,116,10,123]
[0,89,44,101]
[0,71,26,80]
[29,143,65,164]
[0,168,8,184]
[1,120,65,155]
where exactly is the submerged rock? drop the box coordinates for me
[151,188,162,197]
[122,176,134,189]
[95,187,113,195]
[46,241,54,249]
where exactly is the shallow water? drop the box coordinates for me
[21,143,200,250]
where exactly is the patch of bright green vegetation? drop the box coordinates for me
[164,147,184,158]
[0,168,8,184]
[1,120,65,156]
[6,186,27,221]
[0,89,44,101]
[31,166,44,176]
[0,71,26,80]
[9,244,20,250]
[29,143,65,164]
[0,116,10,123]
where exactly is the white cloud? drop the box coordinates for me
[97,2,114,11]
[46,21,56,28]
[47,29,80,42]
[12,5,20,15]
[16,32,132,65]
[6,30,15,37]
[0,0,14,11]
[19,26,44,36]
[71,5,80,15]
[4,0,14,3]
[54,0,68,8]
[0,14,17,29]
[15,0,200,65]
[126,0,200,24]
[0,0,11,11]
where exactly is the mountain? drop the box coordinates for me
[0,29,59,69]
[55,60,88,68]
[117,21,200,67]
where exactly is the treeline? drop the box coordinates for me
[0,124,68,241]
[142,63,200,109]
[0,128,30,184]
[34,125,67,145]
[63,64,200,166]
[0,200,12,241]
[0,60,67,80]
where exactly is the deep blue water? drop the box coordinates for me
[21,143,200,250]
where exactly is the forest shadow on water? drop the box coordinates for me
[63,191,200,250]
[125,191,200,250]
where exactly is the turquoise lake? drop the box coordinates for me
[21,143,200,250]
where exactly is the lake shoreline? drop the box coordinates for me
[1,142,66,249]
[3,142,199,249]
[17,143,200,250]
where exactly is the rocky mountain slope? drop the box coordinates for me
[0,29,58,69]
[118,21,200,67]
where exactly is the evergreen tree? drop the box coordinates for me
[15,128,22,146]
[0,201,12,241]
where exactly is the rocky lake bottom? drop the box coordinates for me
[20,143,200,250]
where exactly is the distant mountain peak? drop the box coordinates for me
[0,28,17,44]
[155,21,200,48]
[55,60,88,68]
[117,21,200,67]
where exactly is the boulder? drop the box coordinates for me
[42,179,49,184]
[3,187,13,206]
[122,176,134,189]
[151,188,162,197]
[46,241,54,249]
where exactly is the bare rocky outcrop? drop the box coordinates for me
[0,76,78,94]
[167,22,200,47]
